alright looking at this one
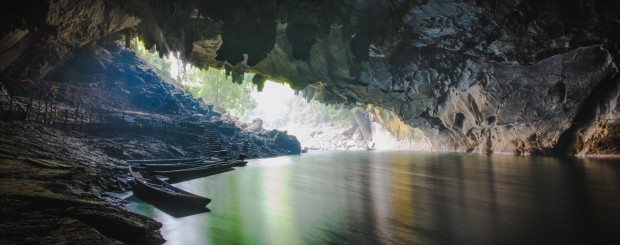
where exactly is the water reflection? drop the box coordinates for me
[128,151,620,244]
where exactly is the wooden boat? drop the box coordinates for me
[233,160,248,167]
[137,162,215,171]
[127,158,202,164]
[166,168,235,184]
[137,159,226,171]
[152,160,242,180]
[129,166,211,209]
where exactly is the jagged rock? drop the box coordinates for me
[0,39,308,244]
[0,122,165,244]
[213,106,227,114]
[247,118,263,132]
[273,131,301,154]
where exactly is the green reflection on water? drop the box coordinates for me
[134,200,155,218]
[262,159,299,244]
[126,151,620,245]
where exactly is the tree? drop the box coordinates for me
[130,38,257,117]
[185,69,257,116]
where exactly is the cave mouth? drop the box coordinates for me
[242,80,431,151]
[124,37,429,151]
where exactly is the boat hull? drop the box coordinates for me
[130,167,211,210]
[127,158,202,164]
[138,160,224,171]
[153,164,233,180]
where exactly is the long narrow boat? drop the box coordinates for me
[137,159,227,171]
[130,166,211,209]
[137,162,214,172]
[127,158,202,164]
[222,160,248,168]
[152,160,243,180]
[232,160,248,167]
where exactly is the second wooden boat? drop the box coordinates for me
[232,160,248,167]
[127,158,202,164]
[130,166,211,209]
[137,160,226,171]
[151,161,240,180]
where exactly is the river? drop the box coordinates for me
[128,151,620,244]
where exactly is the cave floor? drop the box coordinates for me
[0,120,232,244]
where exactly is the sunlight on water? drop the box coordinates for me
[262,161,299,244]
[255,154,293,167]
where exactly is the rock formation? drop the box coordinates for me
[2,0,619,155]
[0,41,302,244]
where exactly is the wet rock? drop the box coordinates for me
[273,131,301,154]
[0,122,165,244]
[101,145,124,159]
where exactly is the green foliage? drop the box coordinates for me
[136,119,143,129]
[184,69,257,116]
[328,107,352,122]
[308,100,354,123]
[129,38,257,117]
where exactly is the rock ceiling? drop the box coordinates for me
[1,0,619,155]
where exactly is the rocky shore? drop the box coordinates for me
[0,44,301,244]
[0,122,165,244]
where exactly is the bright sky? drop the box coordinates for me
[243,81,297,129]
[168,53,181,81]
[251,81,295,111]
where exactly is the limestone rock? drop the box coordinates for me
[2,0,620,155]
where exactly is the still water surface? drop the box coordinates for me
[130,151,620,244]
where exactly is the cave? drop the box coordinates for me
[1,1,620,244]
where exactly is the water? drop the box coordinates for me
[129,151,620,244]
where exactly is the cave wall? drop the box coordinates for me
[2,0,619,155]
[1,0,140,79]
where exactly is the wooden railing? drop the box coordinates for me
[0,82,208,136]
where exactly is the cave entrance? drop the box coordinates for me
[239,80,431,151]
[241,80,370,150]
[130,38,425,151]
